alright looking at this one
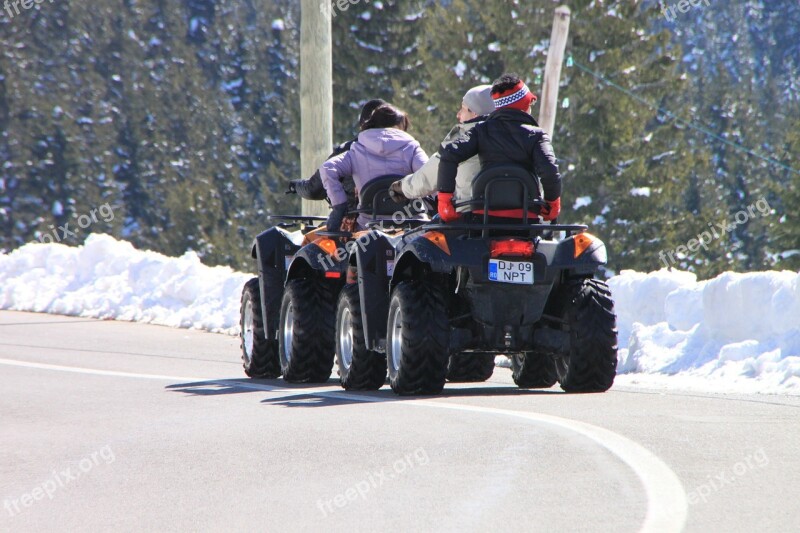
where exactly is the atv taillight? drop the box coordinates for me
[490,239,534,258]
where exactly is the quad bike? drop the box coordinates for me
[239,175,428,385]
[241,167,618,396]
[239,215,326,379]
[337,165,618,395]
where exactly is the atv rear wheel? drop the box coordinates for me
[335,284,387,390]
[511,351,557,388]
[386,281,449,395]
[555,278,618,393]
[446,352,495,382]
[240,278,281,378]
[278,278,336,383]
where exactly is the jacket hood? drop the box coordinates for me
[489,108,540,127]
[357,128,417,156]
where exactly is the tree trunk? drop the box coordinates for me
[300,0,333,217]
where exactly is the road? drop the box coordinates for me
[1,310,798,532]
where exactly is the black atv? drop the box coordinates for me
[239,215,327,380]
[239,176,428,385]
[337,165,618,396]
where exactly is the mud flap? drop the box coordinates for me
[356,236,395,352]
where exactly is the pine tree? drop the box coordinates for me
[1,0,796,277]
[329,0,428,143]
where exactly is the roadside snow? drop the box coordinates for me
[1,235,798,394]
[0,234,250,335]
[610,269,800,395]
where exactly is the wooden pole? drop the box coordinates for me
[539,6,571,139]
[300,0,333,217]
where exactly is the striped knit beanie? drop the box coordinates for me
[491,80,536,112]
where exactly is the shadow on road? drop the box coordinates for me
[166,378,563,407]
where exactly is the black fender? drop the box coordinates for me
[355,235,395,352]
[286,240,347,281]
[391,234,460,283]
[251,228,301,340]
[539,234,607,278]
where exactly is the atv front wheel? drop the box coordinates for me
[240,278,281,378]
[386,281,449,395]
[555,278,618,393]
[511,351,557,388]
[335,284,387,390]
[278,278,336,383]
[446,352,495,382]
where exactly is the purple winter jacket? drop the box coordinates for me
[320,128,428,209]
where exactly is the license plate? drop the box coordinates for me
[488,259,534,285]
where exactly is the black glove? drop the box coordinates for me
[285,180,299,194]
[326,203,348,233]
[389,180,408,204]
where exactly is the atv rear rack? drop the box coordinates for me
[402,222,588,240]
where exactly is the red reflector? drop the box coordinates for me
[490,240,534,258]
[324,271,342,278]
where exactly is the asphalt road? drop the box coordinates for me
[1,310,798,532]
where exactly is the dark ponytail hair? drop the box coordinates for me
[358,99,387,127]
[361,104,411,132]
[491,73,523,95]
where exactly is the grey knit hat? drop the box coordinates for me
[462,85,496,116]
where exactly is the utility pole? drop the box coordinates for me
[300,0,333,217]
[539,5,571,139]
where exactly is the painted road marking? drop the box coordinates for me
[0,357,687,532]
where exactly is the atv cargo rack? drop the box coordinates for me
[401,222,589,239]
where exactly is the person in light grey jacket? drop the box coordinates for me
[389,85,496,212]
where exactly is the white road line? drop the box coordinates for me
[0,357,687,532]
[402,400,688,533]
[0,358,203,382]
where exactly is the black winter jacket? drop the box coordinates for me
[294,140,357,207]
[437,109,562,202]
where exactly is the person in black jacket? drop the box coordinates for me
[286,99,387,207]
[436,73,562,223]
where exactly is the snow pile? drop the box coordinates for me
[610,269,800,395]
[0,234,251,334]
[1,236,799,394]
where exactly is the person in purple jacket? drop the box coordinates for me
[320,104,428,232]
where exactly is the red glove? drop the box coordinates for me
[541,198,561,221]
[437,192,459,223]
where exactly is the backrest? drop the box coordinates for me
[358,174,413,217]
[470,165,542,212]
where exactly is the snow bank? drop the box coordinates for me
[0,234,251,334]
[610,269,800,395]
[1,236,798,394]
